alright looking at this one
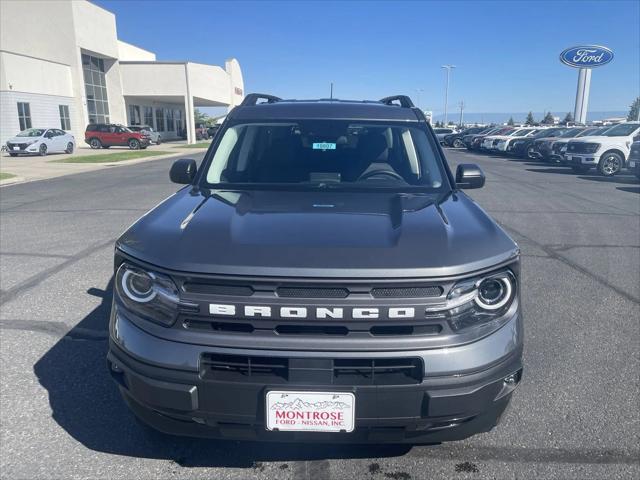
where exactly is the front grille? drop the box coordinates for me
[6,142,28,150]
[200,354,423,385]
[277,287,349,298]
[371,286,442,298]
[183,282,254,296]
[567,142,598,154]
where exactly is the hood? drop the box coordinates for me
[6,136,40,143]
[568,135,608,142]
[117,188,518,278]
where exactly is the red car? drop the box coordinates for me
[85,124,150,149]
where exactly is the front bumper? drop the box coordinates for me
[108,308,523,443]
[564,153,600,166]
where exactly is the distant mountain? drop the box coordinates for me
[432,111,627,124]
[270,397,351,411]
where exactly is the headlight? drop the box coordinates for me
[426,270,517,332]
[115,263,181,326]
[584,143,600,153]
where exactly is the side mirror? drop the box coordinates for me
[170,159,197,184]
[456,164,485,189]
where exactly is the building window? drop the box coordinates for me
[144,107,154,127]
[167,109,175,131]
[59,105,71,130]
[155,108,165,132]
[17,102,32,130]
[82,53,110,124]
[175,109,182,136]
[128,105,141,126]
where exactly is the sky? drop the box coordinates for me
[96,0,639,120]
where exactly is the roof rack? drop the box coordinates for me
[379,95,415,108]
[240,93,282,106]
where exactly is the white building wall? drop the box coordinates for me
[0,52,73,97]
[0,91,77,143]
[118,41,156,61]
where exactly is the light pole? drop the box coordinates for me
[441,65,456,125]
[458,100,465,127]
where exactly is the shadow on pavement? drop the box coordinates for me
[576,174,640,185]
[33,280,411,468]
[617,186,640,194]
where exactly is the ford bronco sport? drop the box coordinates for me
[108,94,523,443]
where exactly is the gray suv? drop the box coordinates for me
[108,94,523,444]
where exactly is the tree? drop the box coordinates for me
[542,112,555,125]
[525,111,535,126]
[435,121,443,128]
[194,108,209,127]
[507,117,515,126]
[628,97,640,121]
[562,112,574,125]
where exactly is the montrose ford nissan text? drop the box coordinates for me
[108,94,523,443]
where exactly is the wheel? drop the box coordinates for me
[453,138,464,148]
[9,153,17,157]
[156,137,162,145]
[89,138,102,149]
[571,165,590,174]
[128,139,140,150]
[526,145,536,159]
[39,144,47,156]
[65,142,74,154]
[597,152,623,177]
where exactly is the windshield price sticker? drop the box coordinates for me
[313,142,336,151]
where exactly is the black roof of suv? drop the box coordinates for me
[229,94,425,122]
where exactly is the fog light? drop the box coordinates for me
[504,373,518,385]
[110,362,122,373]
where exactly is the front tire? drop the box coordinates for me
[39,144,47,156]
[156,137,162,145]
[9,153,18,157]
[597,152,623,177]
[128,139,140,150]
[65,142,74,154]
[453,138,464,148]
[89,138,102,149]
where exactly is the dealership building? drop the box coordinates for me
[0,0,244,146]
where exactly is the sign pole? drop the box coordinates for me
[573,67,592,125]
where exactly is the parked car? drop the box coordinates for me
[553,127,613,164]
[5,128,75,156]
[465,127,506,150]
[108,93,523,444]
[507,127,571,159]
[565,122,640,176]
[433,128,456,144]
[536,127,605,162]
[480,128,519,151]
[444,126,487,148]
[627,140,640,179]
[207,125,220,138]
[85,124,150,150]
[494,128,538,153]
[195,125,209,141]
[128,125,161,144]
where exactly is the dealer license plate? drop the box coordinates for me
[266,391,355,432]
[13,146,19,151]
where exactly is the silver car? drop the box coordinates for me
[5,128,75,156]
[128,125,161,144]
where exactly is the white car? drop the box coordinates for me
[482,128,533,151]
[564,122,640,176]
[433,127,457,144]
[494,128,539,152]
[5,128,75,156]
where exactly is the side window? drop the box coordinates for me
[99,125,110,133]
[59,105,71,130]
[86,124,97,132]
[17,102,32,130]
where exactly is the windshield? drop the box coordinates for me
[16,128,45,137]
[203,121,449,192]
[581,127,610,136]
[512,129,534,137]
[603,124,640,137]
[558,129,582,138]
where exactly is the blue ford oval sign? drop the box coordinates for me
[560,45,613,68]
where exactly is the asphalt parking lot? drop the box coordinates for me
[1,149,638,479]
